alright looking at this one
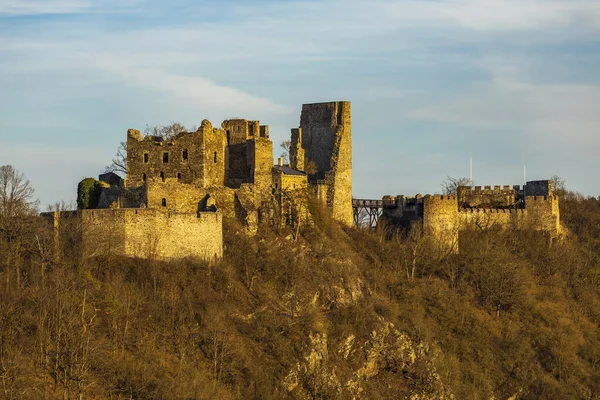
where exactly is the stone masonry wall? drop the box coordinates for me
[248,138,274,199]
[199,120,226,187]
[457,185,518,208]
[422,193,561,246]
[145,178,206,213]
[126,128,206,187]
[289,128,305,171]
[81,209,222,262]
[300,101,353,226]
[525,195,560,234]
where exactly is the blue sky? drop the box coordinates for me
[1,0,599,207]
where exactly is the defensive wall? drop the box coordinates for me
[46,208,222,262]
[381,180,561,246]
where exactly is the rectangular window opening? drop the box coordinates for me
[182,149,188,160]
[163,152,169,163]
[144,153,149,163]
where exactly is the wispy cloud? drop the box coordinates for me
[407,66,600,157]
[0,0,142,15]
[382,0,600,32]
[1,0,599,202]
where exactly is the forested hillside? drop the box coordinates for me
[1,179,600,398]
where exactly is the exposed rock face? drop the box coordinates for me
[284,320,453,399]
[281,266,454,400]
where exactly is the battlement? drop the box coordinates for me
[425,194,457,202]
[459,185,517,196]
[84,208,220,222]
[459,208,526,215]
[526,195,559,202]
[127,128,142,141]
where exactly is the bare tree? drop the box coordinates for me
[550,174,566,194]
[105,122,190,176]
[144,121,188,141]
[280,139,291,164]
[441,175,471,196]
[105,141,127,176]
[0,166,39,291]
[0,165,37,219]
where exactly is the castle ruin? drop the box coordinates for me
[377,180,561,250]
[45,101,353,261]
[44,99,561,261]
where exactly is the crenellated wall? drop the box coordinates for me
[417,188,561,247]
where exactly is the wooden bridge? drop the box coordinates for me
[352,199,385,228]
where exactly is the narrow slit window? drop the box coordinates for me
[160,171,165,182]
[214,151,217,163]
[161,198,167,207]
[142,173,147,182]
[144,153,149,163]
[163,152,169,163]
[182,149,188,160]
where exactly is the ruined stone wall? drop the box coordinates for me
[274,173,308,192]
[199,121,226,187]
[203,186,236,218]
[145,178,205,213]
[248,138,274,198]
[524,180,552,197]
[458,208,528,230]
[81,209,222,261]
[421,193,560,242]
[126,128,206,187]
[273,171,309,226]
[457,185,518,208]
[289,128,304,171]
[525,195,560,234]
[300,101,353,226]
[221,119,272,189]
[81,209,127,258]
[222,119,251,145]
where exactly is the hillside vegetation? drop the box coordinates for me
[1,191,600,399]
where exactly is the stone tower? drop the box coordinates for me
[297,101,353,226]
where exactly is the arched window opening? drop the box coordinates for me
[161,198,167,207]
[177,173,182,181]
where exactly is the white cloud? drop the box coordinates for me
[407,68,600,156]
[0,0,142,15]
[375,0,600,32]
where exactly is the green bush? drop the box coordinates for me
[77,177,103,209]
